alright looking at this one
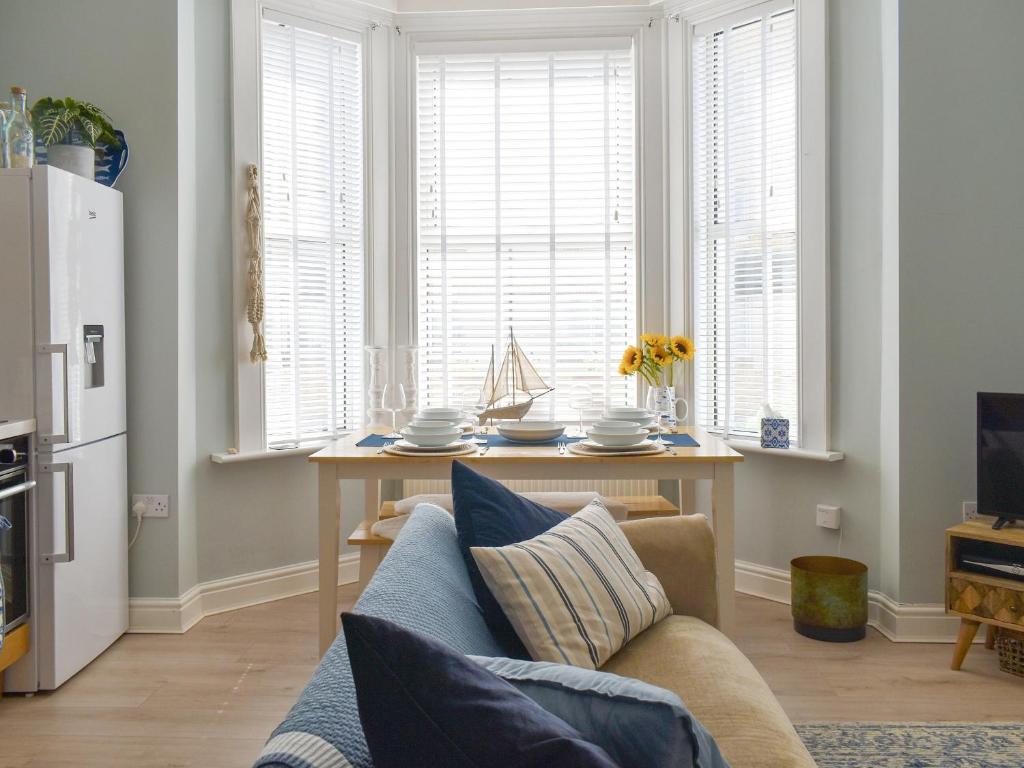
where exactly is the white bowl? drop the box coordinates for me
[591,420,648,433]
[417,407,463,421]
[587,428,648,447]
[401,428,462,447]
[496,421,566,443]
[606,407,651,417]
[406,420,462,433]
[602,412,654,426]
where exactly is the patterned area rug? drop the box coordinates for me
[796,723,1024,768]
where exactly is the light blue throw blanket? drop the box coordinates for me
[255,505,505,768]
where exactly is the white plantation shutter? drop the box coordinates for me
[692,2,800,442]
[416,43,636,422]
[260,14,364,447]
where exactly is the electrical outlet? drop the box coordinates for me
[816,504,841,530]
[132,494,169,518]
[962,501,978,522]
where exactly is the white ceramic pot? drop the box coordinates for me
[47,144,95,180]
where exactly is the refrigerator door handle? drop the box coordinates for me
[40,462,75,564]
[38,343,71,445]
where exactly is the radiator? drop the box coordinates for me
[402,478,657,497]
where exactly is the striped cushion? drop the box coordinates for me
[471,501,672,669]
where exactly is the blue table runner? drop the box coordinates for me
[356,432,699,449]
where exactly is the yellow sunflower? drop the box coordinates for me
[641,333,669,348]
[650,345,671,367]
[619,345,642,375]
[669,335,694,361]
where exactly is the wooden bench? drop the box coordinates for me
[348,495,681,588]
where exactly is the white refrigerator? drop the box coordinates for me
[0,166,128,691]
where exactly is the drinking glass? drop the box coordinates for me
[646,387,669,446]
[382,383,406,439]
[460,387,487,445]
[567,384,593,437]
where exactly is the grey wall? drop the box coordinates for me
[0,0,186,598]
[897,0,1024,603]
[731,0,885,587]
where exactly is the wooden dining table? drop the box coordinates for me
[310,426,744,656]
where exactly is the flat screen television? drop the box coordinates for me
[978,392,1024,530]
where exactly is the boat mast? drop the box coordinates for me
[510,326,516,405]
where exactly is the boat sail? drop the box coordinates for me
[477,329,553,423]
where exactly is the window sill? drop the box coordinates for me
[725,439,844,463]
[210,441,330,464]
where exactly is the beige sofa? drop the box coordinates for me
[611,515,816,768]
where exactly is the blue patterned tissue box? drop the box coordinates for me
[760,418,790,449]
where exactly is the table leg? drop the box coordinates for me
[318,465,341,657]
[951,619,980,670]
[358,477,382,591]
[985,623,997,650]
[711,463,736,637]
[679,479,696,515]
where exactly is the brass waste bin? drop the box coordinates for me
[790,556,868,642]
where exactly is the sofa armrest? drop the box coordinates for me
[618,515,718,628]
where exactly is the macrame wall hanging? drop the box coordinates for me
[245,164,268,362]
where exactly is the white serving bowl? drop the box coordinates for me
[401,427,462,447]
[407,419,462,433]
[417,407,463,422]
[496,420,566,443]
[587,428,648,447]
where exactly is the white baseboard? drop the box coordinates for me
[734,559,968,643]
[128,554,360,634]
[129,554,964,642]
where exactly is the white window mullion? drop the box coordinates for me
[288,25,302,447]
[547,53,558,421]
[602,52,612,416]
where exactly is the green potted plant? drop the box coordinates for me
[30,97,122,180]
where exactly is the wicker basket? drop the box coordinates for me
[996,628,1024,678]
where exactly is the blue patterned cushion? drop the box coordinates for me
[451,460,568,657]
[254,504,505,768]
[344,612,620,768]
[472,656,731,768]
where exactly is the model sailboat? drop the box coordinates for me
[477,329,554,423]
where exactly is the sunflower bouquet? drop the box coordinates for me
[618,333,694,386]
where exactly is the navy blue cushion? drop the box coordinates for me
[472,656,730,768]
[451,460,568,657]
[343,612,620,768]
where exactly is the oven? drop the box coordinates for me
[0,435,32,636]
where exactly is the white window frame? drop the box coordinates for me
[392,6,668,417]
[665,0,830,452]
[228,0,391,454]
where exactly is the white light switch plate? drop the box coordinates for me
[816,504,841,530]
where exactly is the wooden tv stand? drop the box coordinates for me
[946,520,1024,670]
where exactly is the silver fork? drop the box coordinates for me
[558,440,567,456]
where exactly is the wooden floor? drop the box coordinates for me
[1,591,1022,767]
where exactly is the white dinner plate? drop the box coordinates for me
[579,439,656,452]
[393,438,469,452]
[569,441,664,457]
[384,441,478,458]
